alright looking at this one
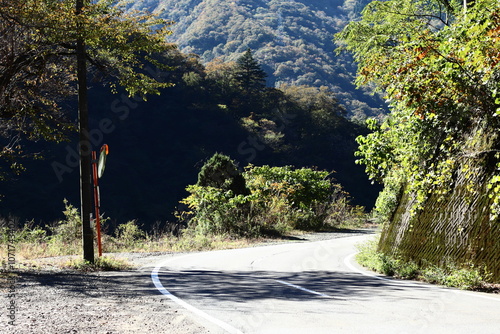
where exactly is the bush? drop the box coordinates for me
[50,199,82,245]
[0,218,48,244]
[180,159,366,237]
[114,220,146,249]
[356,236,384,271]
[180,153,257,236]
[197,152,249,195]
[181,185,260,236]
[43,200,84,255]
[357,236,419,279]
[420,262,490,290]
[244,165,332,209]
[245,165,358,231]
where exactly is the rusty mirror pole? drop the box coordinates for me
[92,144,109,257]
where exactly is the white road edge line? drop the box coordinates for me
[151,261,244,334]
[344,252,500,302]
[274,279,333,298]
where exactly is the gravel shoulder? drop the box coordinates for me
[0,229,376,334]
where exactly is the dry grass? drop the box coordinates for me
[0,232,269,271]
[0,203,373,272]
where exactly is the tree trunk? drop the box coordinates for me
[76,0,94,263]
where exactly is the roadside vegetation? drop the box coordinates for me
[0,203,259,264]
[0,155,368,269]
[178,153,366,238]
[356,235,498,292]
[336,0,500,285]
[64,256,133,272]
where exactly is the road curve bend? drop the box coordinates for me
[151,233,500,334]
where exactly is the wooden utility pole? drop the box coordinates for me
[76,0,94,263]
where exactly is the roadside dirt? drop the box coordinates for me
[0,266,210,334]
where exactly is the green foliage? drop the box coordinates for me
[181,153,258,236]
[135,0,385,119]
[356,236,419,278]
[421,262,492,290]
[0,219,48,244]
[180,160,365,237]
[16,224,48,244]
[357,236,494,288]
[181,184,259,236]
[244,165,333,210]
[74,0,175,97]
[356,236,384,269]
[50,199,82,245]
[240,116,285,150]
[372,173,404,222]
[235,48,267,92]
[114,220,146,248]
[197,153,249,196]
[487,158,500,220]
[0,201,122,258]
[337,0,500,221]
[1,202,291,261]
[0,43,377,224]
[0,0,175,177]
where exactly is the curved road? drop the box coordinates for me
[151,233,500,333]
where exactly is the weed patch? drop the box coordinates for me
[356,235,495,290]
[64,256,132,272]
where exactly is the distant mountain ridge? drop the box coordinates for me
[126,0,386,120]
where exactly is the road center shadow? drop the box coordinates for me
[157,269,430,302]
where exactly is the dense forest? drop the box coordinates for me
[0,1,384,227]
[0,47,379,228]
[126,0,386,121]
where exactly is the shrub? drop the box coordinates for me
[180,160,365,237]
[181,185,260,236]
[245,165,358,230]
[244,165,332,209]
[197,152,249,195]
[0,218,48,244]
[180,153,258,236]
[50,199,82,245]
[355,236,384,271]
[444,267,483,289]
[114,220,146,248]
[17,223,48,244]
[421,263,490,290]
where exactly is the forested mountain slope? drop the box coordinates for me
[126,0,386,120]
[0,1,383,227]
[0,49,380,227]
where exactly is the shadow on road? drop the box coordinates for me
[17,270,159,299]
[157,269,429,302]
[17,265,427,305]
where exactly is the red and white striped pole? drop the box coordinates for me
[91,151,102,257]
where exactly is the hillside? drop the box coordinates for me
[0,1,383,228]
[0,49,380,227]
[126,0,386,120]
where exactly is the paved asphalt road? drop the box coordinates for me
[150,233,500,334]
